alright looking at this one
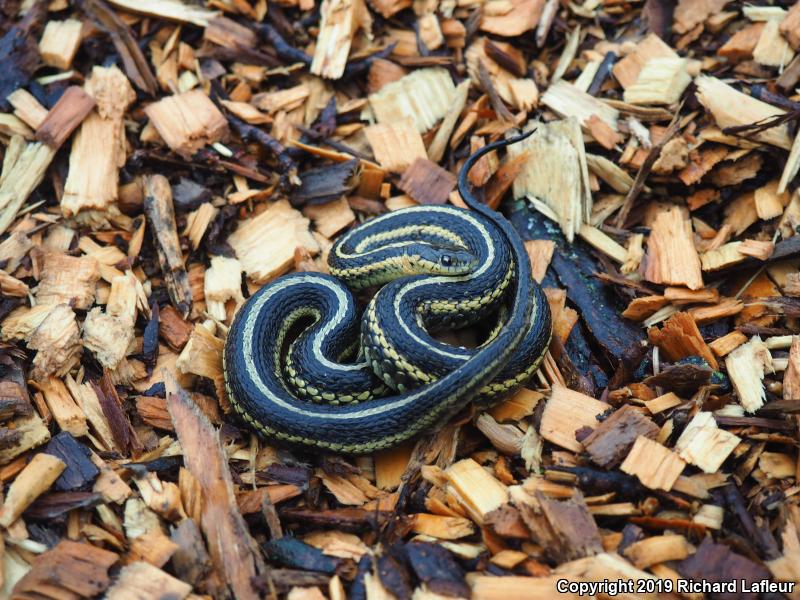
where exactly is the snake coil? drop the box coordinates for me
[223,131,552,453]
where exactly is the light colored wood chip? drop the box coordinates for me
[303,196,356,238]
[65,375,117,452]
[220,100,270,125]
[700,241,746,271]
[37,252,100,309]
[472,576,571,600]
[2,304,54,341]
[620,436,686,491]
[0,114,32,139]
[753,19,795,67]
[489,387,543,422]
[674,0,732,31]
[489,549,528,569]
[508,118,591,242]
[228,199,320,284]
[644,204,703,290]
[417,12,443,49]
[373,440,413,490]
[183,202,219,250]
[664,286,720,305]
[108,0,218,24]
[539,384,610,453]
[61,67,135,216]
[783,337,800,400]
[144,89,229,158]
[624,58,691,105]
[317,470,376,506]
[742,5,787,21]
[303,531,368,560]
[7,89,49,129]
[39,19,83,70]
[719,22,765,61]
[725,191,759,235]
[648,312,718,369]
[38,375,88,436]
[479,0,545,36]
[644,392,683,414]
[726,335,773,413]
[622,295,669,321]
[385,195,418,210]
[554,553,658,595]
[475,413,525,455]
[674,411,740,473]
[695,75,792,150]
[176,324,225,399]
[586,153,635,193]
[0,453,66,527]
[578,224,627,263]
[27,304,83,380]
[541,81,619,137]
[0,413,50,465]
[693,504,724,529]
[412,513,475,540]
[587,502,640,517]
[524,240,555,283]
[755,179,790,220]
[613,33,678,88]
[287,587,327,600]
[709,330,748,357]
[252,84,310,114]
[368,68,456,132]
[364,118,427,173]
[0,137,56,236]
[444,458,509,524]
[739,239,774,261]
[311,0,371,80]
[0,270,28,297]
[759,451,796,479]
[623,535,691,569]
[204,256,244,322]
[781,2,800,48]
[83,307,135,369]
[688,297,743,324]
[428,79,471,162]
[106,561,191,600]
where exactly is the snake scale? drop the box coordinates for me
[223,131,552,453]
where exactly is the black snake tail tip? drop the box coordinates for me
[457,127,538,206]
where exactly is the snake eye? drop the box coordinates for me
[440,255,453,266]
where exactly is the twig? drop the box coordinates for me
[228,115,300,188]
[477,59,515,123]
[614,103,684,228]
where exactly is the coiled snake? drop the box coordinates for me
[223,131,552,453]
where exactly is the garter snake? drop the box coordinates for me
[223,131,552,453]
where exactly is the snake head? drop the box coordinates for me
[404,244,478,276]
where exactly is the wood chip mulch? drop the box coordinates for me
[2,0,800,598]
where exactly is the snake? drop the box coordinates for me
[223,131,552,453]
